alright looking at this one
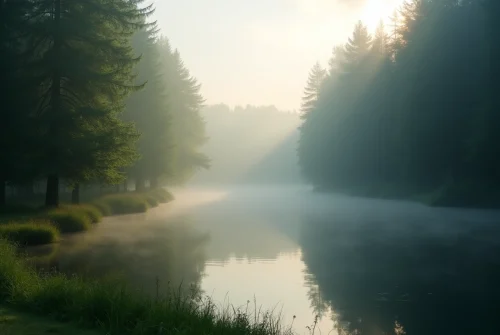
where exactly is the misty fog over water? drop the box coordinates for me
[28,184,500,335]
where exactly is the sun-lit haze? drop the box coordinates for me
[153,0,405,111]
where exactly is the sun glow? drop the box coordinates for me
[361,0,406,32]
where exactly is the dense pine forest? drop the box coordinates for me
[0,0,208,208]
[299,0,500,208]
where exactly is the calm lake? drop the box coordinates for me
[27,186,500,335]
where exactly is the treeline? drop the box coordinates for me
[299,0,500,207]
[190,104,301,185]
[0,0,208,208]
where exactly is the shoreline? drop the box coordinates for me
[0,238,293,335]
[0,188,174,247]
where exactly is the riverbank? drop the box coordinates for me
[0,239,292,335]
[0,188,174,246]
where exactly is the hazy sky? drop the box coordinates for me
[154,0,405,111]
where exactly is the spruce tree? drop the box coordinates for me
[125,25,173,191]
[371,20,389,55]
[343,20,372,69]
[300,62,326,118]
[159,42,209,184]
[25,0,150,207]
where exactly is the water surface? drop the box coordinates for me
[28,186,500,335]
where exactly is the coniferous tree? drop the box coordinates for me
[125,25,173,191]
[24,0,150,206]
[300,62,326,118]
[159,42,210,184]
[298,0,495,206]
[343,20,372,70]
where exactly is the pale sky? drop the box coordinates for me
[153,0,405,111]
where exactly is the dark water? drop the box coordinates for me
[27,186,500,335]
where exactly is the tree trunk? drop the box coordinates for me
[0,178,5,207]
[123,179,127,193]
[71,183,80,204]
[115,184,120,193]
[45,174,59,208]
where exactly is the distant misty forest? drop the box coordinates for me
[189,104,303,186]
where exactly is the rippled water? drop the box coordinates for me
[27,186,500,335]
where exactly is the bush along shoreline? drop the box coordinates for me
[0,189,174,246]
[0,239,292,335]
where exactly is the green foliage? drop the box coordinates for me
[96,194,149,215]
[149,188,174,204]
[46,210,91,233]
[124,27,173,191]
[143,194,159,208]
[59,205,103,224]
[1,0,206,204]
[0,238,293,335]
[89,201,112,217]
[0,0,153,207]
[298,0,499,207]
[158,39,210,185]
[0,222,59,246]
[125,35,209,189]
[300,62,326,118]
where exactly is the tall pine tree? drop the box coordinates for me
[300,62,326,119]
[25,0,150,207]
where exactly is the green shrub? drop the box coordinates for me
[0,221,59,246]
[59,205,102,224]
[143,195,159,208]
[0,239,293,335]
[149,188,174,203]
[79,205,103,223]
[89,201,112,217]
[46,210,91,233]
[97,194,149,215]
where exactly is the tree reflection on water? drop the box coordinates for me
[299,215,500,335]
[27,217,210,299]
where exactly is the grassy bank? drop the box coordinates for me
[0,239,291,335]
[0,189,174,246]
[0,305,101,335]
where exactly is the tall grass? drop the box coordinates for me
[59,205,103,224]
[149,188,174,204]
[0,189,174,246]
[0,239,294,335]
[45,209,91,233]
[89,201,112,216]
[94,194,149,215]
[0,222,59,246]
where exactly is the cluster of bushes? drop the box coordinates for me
[0,189,174,246]
[0,239,289,335]
[0,222,59,247]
